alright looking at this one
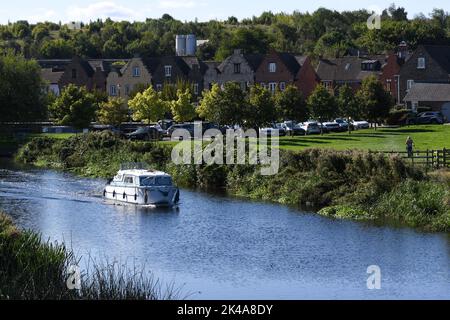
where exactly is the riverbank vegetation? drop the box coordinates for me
[0,212,183,300]
[15,132,450,232]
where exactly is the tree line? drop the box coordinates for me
[1,5,450,60]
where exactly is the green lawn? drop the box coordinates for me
[278,125,450,151]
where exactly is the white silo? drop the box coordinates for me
[186,34,197,56]
[176,35,187,56]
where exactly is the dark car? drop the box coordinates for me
[126,126,160,141]
[322,122,342,133]
[409,112,445,125]
[167,124,196,139]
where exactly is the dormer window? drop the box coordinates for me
[164,65,172,77]
[133,66,141,77]
[234,63,241,74]
[417,57,426,69]
[269,63,277,73]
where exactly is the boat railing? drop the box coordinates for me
[120,162,148,170]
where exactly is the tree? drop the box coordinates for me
[274,85,308,122]
[246,84,276,129]
[0,51,47,122]
[307,85,337,134]
[197,83,247,126]
[50,84,96,130]
[356,76,393,129]
[128,86,168,124]
[337,85,361,134]
[97,97,128,126]
[170,89,197,123]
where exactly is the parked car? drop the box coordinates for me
[279,121,306,136]
[321,122,342,133]
[409,112,445,125]
[334,119,350,131]
[300,122,321,135]
[351,120,370,130]
[126,126,161,141]
[167,123,196,139]
[260,125,287,137]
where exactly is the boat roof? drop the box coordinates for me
[117,169,171,177]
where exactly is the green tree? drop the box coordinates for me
[50,84,96,130]
[246,84,276,129]
[337,84,361,134]
[307,85,337,134]
[274,85,308,122]
[170,89,197,123]
[356,76,393,129]
[97,97,128,126]
[197,83,247,126]
[0,51,47,122]
[128,86,168,124]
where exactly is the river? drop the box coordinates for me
[0,159,449,299]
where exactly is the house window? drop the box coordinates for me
[133,66,141,77]
[193,83,199,95]
[110,85,117,96]
[269,82,277,93]
[407,80,415,91]
[269,63,277,73]
[279,82,286,91]
[71,69,77,79]
[240,82,247,91]
[386,79,392,92]
[125,85,130,96]
[323,81,331,90]
[412,101,419,112]
[234,63,241,74]
[156,84,163,92]
[417,57,426,69]
[164,65,172,77]
[260,82,266,89]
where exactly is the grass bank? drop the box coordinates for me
[15,132,450,232]
[0,212,183,300]
[278,125,450,151]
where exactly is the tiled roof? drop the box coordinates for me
[404,83,450,101]
[421,45,450,74]
[316,55,385,81]
[41,68,64,84]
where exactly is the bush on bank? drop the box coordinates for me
[16,132,450,232]
[0,212,182,300]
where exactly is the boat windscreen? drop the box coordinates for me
[140,176,173,186]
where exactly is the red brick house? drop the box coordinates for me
[294,56,319,97]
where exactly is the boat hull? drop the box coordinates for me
[104,185,180,207]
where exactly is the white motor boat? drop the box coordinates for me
[103,163,180,207]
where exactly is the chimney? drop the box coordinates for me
[234,49,243,55]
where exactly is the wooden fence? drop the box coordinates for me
[373,149,450,168]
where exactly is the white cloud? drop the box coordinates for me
[158,0,200,9]
[66,1,144,22]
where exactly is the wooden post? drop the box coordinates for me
[444,148,447,168]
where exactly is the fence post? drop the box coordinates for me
[426,149,429,168]
[444,148,447,168]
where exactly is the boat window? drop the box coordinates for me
[114,174,123,182]
[124,176,134,184]
[140,177,155,186]
[156,176,173,186]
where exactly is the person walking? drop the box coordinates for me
[406,136,414,158]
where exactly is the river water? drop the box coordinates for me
[0,159,449,299]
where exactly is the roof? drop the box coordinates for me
[118,169,170,177]
[41,68,64,84]
[316,55,385,81]
[421,45,450,73]
[404,83,450,102]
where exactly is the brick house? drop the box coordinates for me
[145,56,207,99]
[39,57,124,94]
[204,49,263,91]
[294,56,319,97]
[106,57,151,100]
[315,55,386,94]
[254,50,300,94]
[398,45,450,104]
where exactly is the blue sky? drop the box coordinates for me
[0,0,449,24]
